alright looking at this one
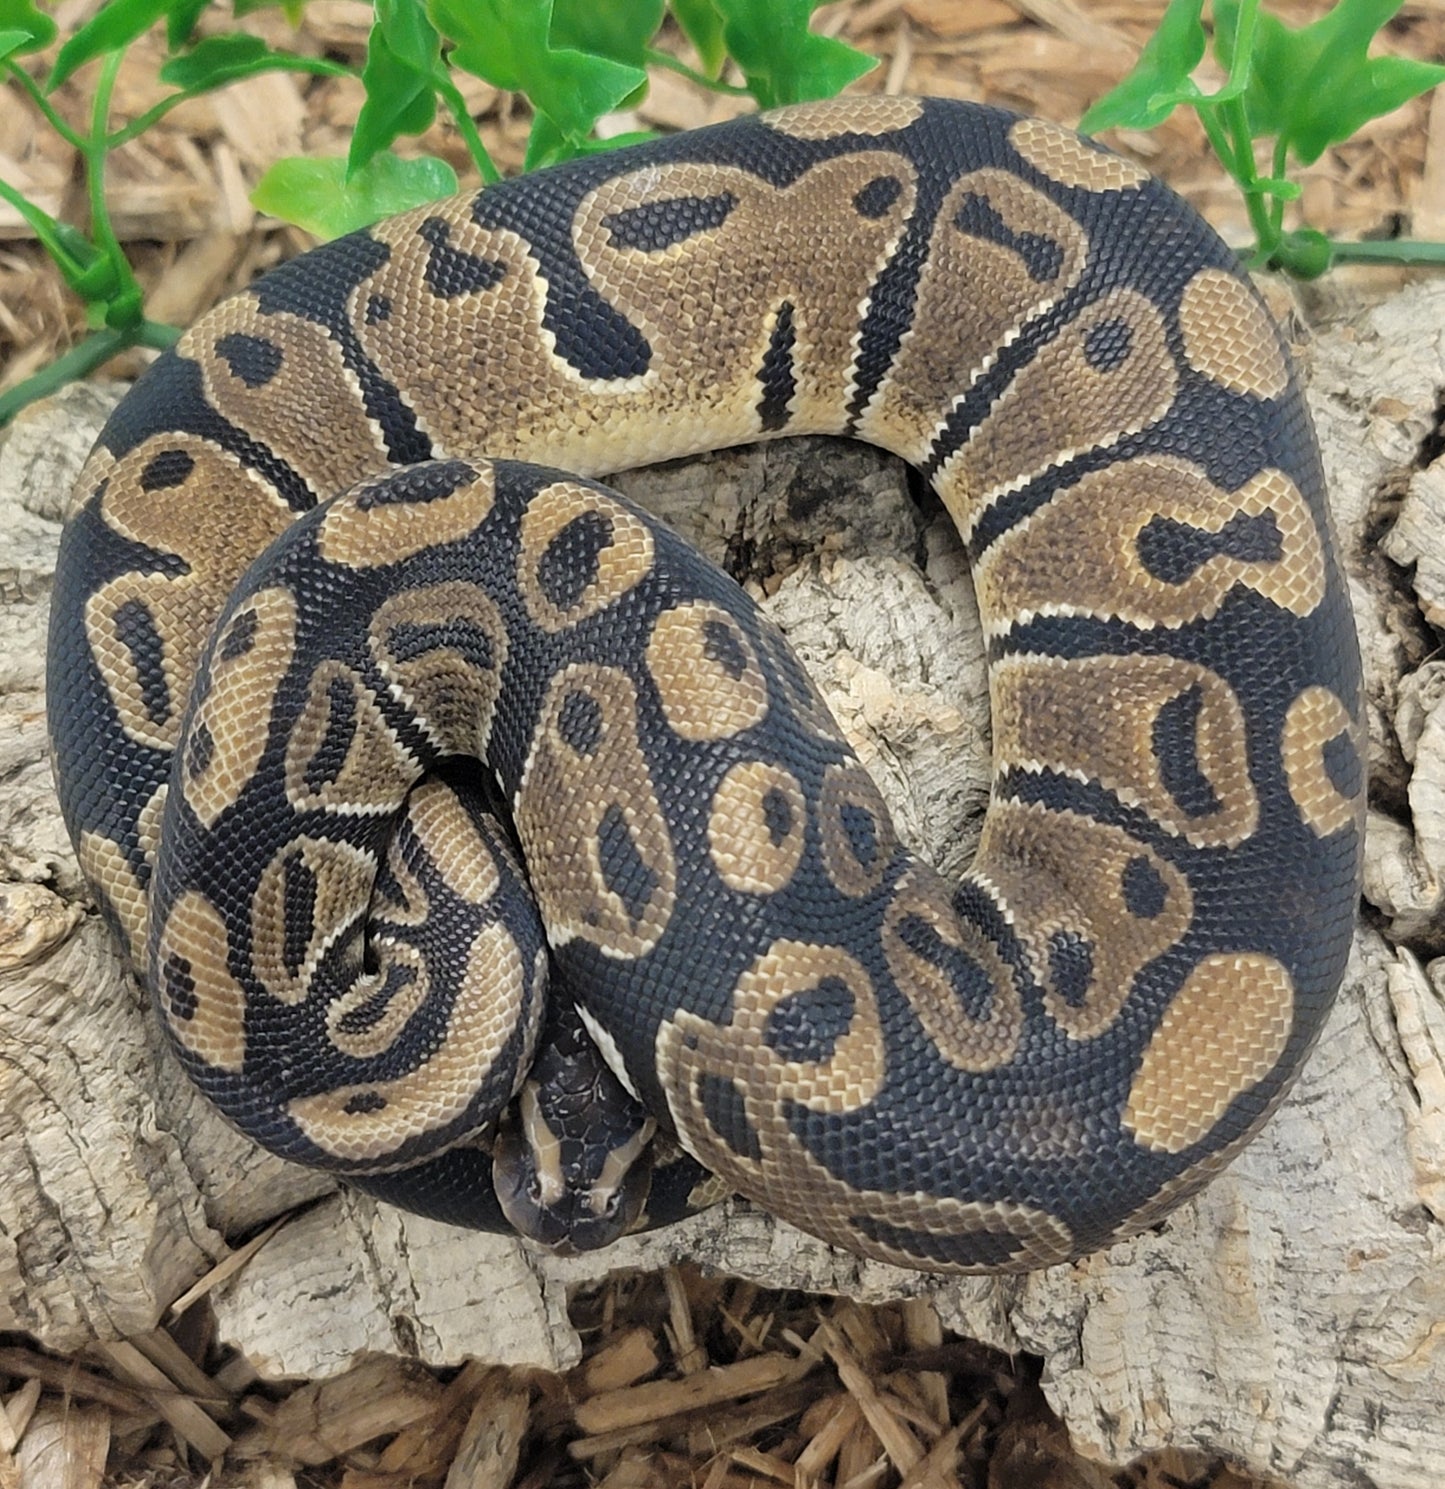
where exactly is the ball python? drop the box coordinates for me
[46,95,1364,1272]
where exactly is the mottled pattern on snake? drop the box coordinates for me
[46,96,1364,1271]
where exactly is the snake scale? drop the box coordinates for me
[47,96,1364,1271]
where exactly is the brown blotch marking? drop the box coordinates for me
[370,580,508,756]
[76,824,153,972]
[318,462,495,570]
[862,169,1089,467]
[287,919,537,1166]
[182,586,299,828]
[350,211,571,461]
[85,435,292,751]
[370,825,431,931]
[990,653,1259,846]
[181,300,388,502]
[1008,117,1149,192]
[974,456,1327,637]
[1125,952,1295,1153]
[646,601,768,741]
[881,867,1023,1073]
[577,153,918,448]
[937,288,1177,539]
[517,481,654,633]
[706,940,884,1111]
[154,890,247,1072]
[708,760,807,894]
[656,946,1078,1271]
[515,663,675,956]
[77,784,166,969]
[763,94,924,140]
[326,942,429,1061]
[283,660,416,817]
[251,836,377,1005]
[973,801,1193,1039]
[819,763,899,898]
[1179,268,1289,400]
[404,777,503,907]
[1282,686,1362,838]
[96,433,290,563]
[66,445,116,524]
[354,154,913,469]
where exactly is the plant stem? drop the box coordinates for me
[1268,134,1289,237]
[1221,95,1278,258]
[643,48,750,96]
[4,59,85,149]
[436,74,501,183]
[0,325,135,424]
[1330,239,1445,264]
[83,50,144,324]
[108,58,357,148]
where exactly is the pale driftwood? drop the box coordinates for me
[2,281,1444,1489]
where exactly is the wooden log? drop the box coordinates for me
[4,279,1445,1488]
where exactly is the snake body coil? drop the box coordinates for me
[47,97,1363,1271]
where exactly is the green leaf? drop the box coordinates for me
[350,0,442,176]
[48,0,171,90]
[0,0,56,55]
[551,0,664,68]
[1222,0,1445,165]
[1292,53,1445,163]
[103,281,145,329]
[166,0,210,49]
[0,181,103,290]
[670,0,725,76]
[710,0,874,107]
[1080,0,1206,133]
[427,0,645,147]
[523,111,655,170]
[251,150,457,238]
[234,0,307,21]
[157,33,343,90]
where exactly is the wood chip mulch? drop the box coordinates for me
[0,1262,1280,1488]
[2,0,1439,1485]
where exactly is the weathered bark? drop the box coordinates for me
[3,281,1444,1489]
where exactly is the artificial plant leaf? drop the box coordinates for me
[0,0,56,54]
[551,0,664,68]
[49,0,170,89]
[712,0,874,107]
[1080,0,1206,133]
[427,0,644,146]
[670,0,725,75]
[158,33,345,89]
[350,0,441,177]
[1223,0,1445,164]
[252,150,457,238]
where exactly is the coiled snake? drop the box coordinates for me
[47,96,1364,1271]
